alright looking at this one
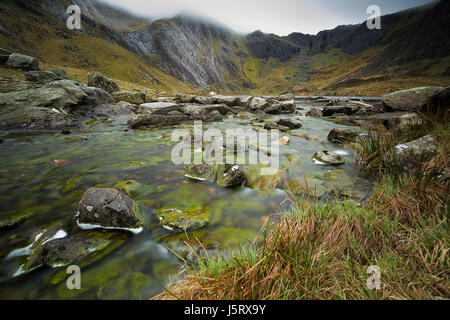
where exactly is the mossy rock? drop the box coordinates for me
[96,272,155,300]
[155,207,210,232]
[184,163,217,182]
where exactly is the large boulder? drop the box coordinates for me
[78,188,145,231]
[422,87,449,119]
[365,112,422,131]
[111,91,145,105]
[137,102,179,115]
[25,71,64,84]
[0,80,114,130]
[384,135,438,175]
[180,104,233,118]
[7,53,39,71]
[382,87,443,112]
[237,96,253,107]
[265,100,295,114]
[327,128,358,144]
[313,151,345,166]
[87,71,120,94]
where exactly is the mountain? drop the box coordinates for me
[0,0,449,95]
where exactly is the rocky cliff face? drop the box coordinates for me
[1,0,449,93]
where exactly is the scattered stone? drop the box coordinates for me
[306,108,323,117]
[7,53,39,71]
[327,128,358,144]
[382,86,443,112]
[77,188,145,230]
[128,113,189,128]
[313,150,345,166]
[155,207,210,232]
[264,123,290,131]
[111,91,145,105]
[276,119,302,129]
[87,71,120,94]
[216,164,246,187]
[185,163,217,181]
[278,136,290,145]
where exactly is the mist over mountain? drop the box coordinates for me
[0,0,449,95]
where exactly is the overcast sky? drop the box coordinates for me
[100,0,435,35]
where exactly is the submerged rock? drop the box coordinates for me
[327,128,358,144]
[382,86,443,112]
[7,53,39,71]
[184,163,217,182]
[264,123,290,131]
[78,188,145,230]
[276,118,302,129]
[313,150,345,166]
[384,135,438,175]
[87,71,120,94]
[155,207,210,232]
[216,164,246,187]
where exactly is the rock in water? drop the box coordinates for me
[276,119,302,129]
[155,207,210,232]
[249,97,269,110]
[185,163,217,181]
[7,53,39,71]
[327,128,358,144]
[137,102,179,114]
[216,164,246,187]
[382,86,443,112]
[313,151,345,166]
[306,108,323,117]
[383,135,438,175]
[78,188,145,230]
[87,71,120,94]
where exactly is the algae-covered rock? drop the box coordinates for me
[313,150,345,166]
[155,207,210,232]
[216,164,246,187]
[97,272,155,300]
[0,212,32,230]
[327,128,358,144]
[184,163,217,181]
[78,188,145,230]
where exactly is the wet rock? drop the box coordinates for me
[249,97,269,110]
[382,86,443,112]
[327,128,358,144]
[384,135,438,175]
[313,150,345,165]
[276,118,302,129]
[216,164,246,187]
[128,113,189,128]
[306,108,323,117]
[78,188,145,230]
[285,175,327,198]
[137,102,179,114]
[264,123,290,131]
[155,207,210,232]
[180,104,233,118]
[111,91,145,105]
[0,212,32,230]
[87,71,120,94]
[113,180,156,199]
[7,53,39,71]
[185,163,217,181]
[38,231,127,268]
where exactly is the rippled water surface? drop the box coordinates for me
[0,101,374,299]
